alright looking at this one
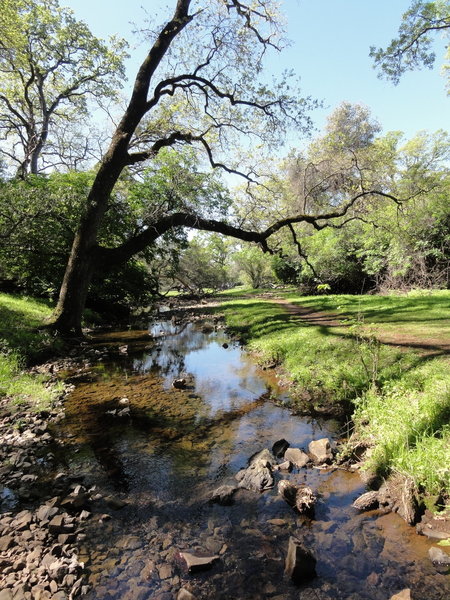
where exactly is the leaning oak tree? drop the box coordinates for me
[48,0,400,335]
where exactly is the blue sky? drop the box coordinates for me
[64,0,448,144]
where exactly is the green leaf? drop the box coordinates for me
[437,538,450,546]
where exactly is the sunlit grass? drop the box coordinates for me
[0,293,62,408]
[218,290,450,497]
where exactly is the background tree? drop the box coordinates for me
[0,0,127,176]
[371,0,450,92]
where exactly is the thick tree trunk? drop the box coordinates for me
[48,244,95,336]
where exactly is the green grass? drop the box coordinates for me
[0,293,63,409]
[218,290,450,498]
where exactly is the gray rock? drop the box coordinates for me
[284,448,310,468]
[248,448,276,467]
[210,485,237,505]
[308,438,333,464]
[284,536,316,584]
[236,460,274,492]
[429,546,450,565]
[352,491,380,512]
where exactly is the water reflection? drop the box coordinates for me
[58,319,449,600]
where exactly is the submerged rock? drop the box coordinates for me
[177,589,195,600]
[390,590,411,600]
[179,551,219,573]
[210,485,237,505]
[284,536,316,584]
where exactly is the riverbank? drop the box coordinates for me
[215,289,450,516]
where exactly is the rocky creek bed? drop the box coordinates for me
[0,307,449,599]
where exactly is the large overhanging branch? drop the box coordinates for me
[95,189,402,269]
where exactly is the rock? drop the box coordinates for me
[390,590,411,600]
[278,480,316,515]
[248,448,276,467]
[222,343,229,349]
[236,461,273,492]
[177,589,195,600]
[308,438,332,464]
[284,448,310,469]
[284,536,316,584]
[172,378,187,389]
[179,552,219,573]
[158,564,173,579]
[104,496,128,510]
[210,485,237,506]
[0,535,15,551]
[272,439,290,458]
[429,546,450,565]
[117,535,143,550]
[267,518,287,526]
[0,590,13,600]
[352,491,380,512]
[273,460,292,472]
[118,397,130,406]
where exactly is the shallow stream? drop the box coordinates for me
[56,317,449,599]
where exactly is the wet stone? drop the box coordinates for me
[429,546,450,565]
[179,552,219,573]
[284,448,310,469]
[284,536,316,584]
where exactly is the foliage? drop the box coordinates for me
[370,0,450,93]
[232,245,274,288]
[0,0,128,175]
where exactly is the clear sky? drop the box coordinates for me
[63,0,449,145]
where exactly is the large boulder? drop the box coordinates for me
[284,536,316,584]
[308,438,333,464]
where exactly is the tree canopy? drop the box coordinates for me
[0,0,127,175]
[371,0,450,92]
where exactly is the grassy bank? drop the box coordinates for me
[217,289,450,499]
[0,293,62,409]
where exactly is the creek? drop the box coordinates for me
[55,315,449,600]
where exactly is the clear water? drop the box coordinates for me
[57,320,449,600]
